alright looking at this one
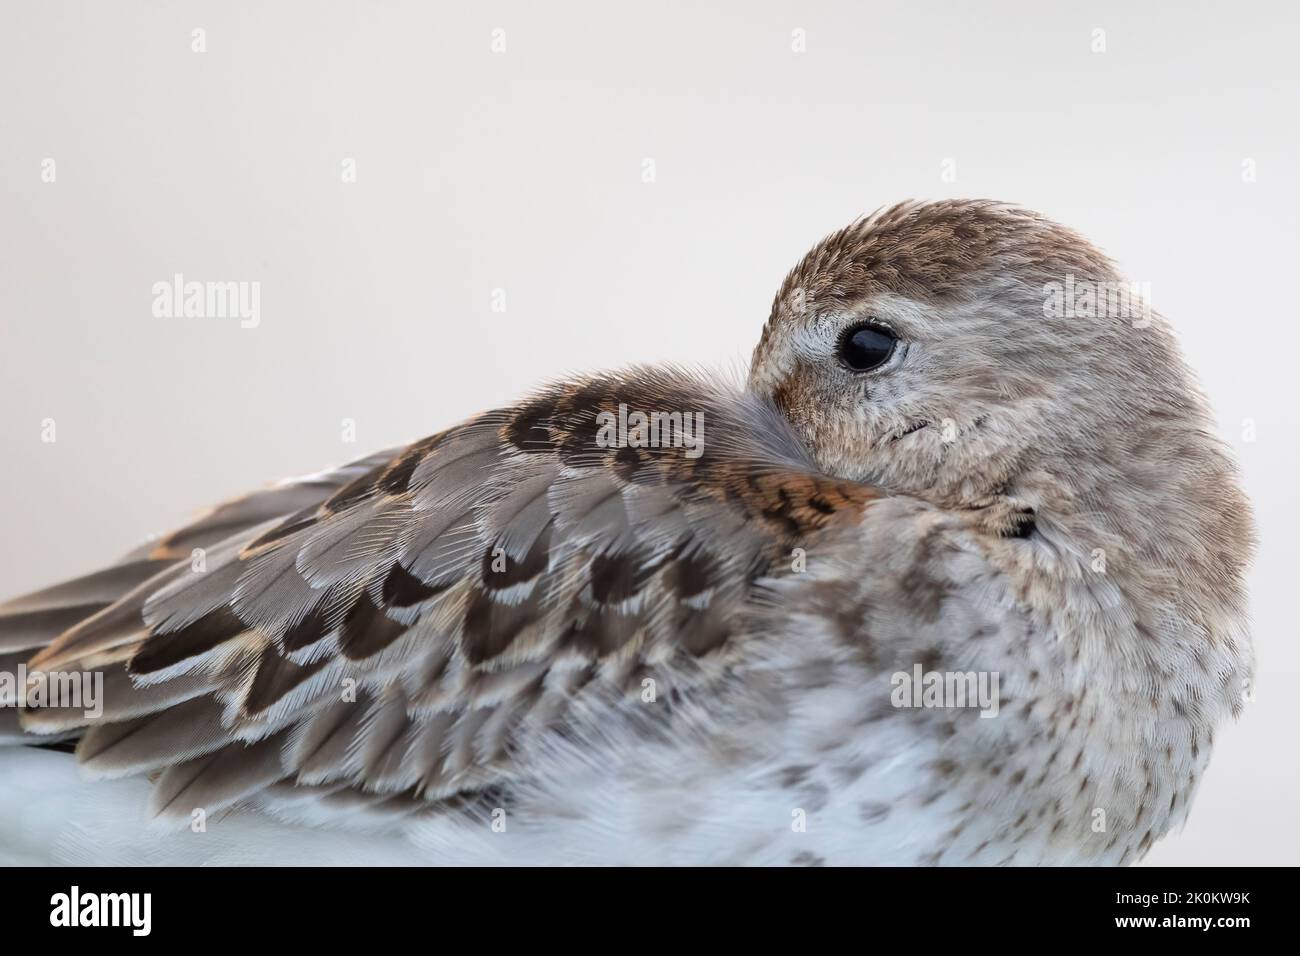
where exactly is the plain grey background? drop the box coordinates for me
[1,0,1296,865]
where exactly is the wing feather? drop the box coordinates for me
[8,368,881,823]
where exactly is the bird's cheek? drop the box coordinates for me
[769,378,794,417]
[768,377,822,455]
[770,374,817,430]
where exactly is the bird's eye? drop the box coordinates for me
[837,323,897,372]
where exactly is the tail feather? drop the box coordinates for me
[0,447,404,747]
[0,558,175,617]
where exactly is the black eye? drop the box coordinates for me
[837,323,897,372]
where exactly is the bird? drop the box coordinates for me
[0,199,1254,866]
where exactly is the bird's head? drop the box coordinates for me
[751,201,1228,509]
[749,199,1252,612]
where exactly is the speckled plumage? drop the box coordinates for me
[0,200,1254,865]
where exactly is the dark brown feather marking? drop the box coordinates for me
[379,434,444,494]
[503,395,559,454]
[242,647,329,715]
[281,600,337,654]
[129,606,248,675]
[324,462,388,513]
[588,550,653,605]
[562,603,640,657]
[382,562,449,608]
[461,590,538,664]
[676,605,731,656]
[339,592,410,660]
[665,548,719,599]
[245,506,319,552]
[480,526,552,591]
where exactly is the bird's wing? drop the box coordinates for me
[6,367,880,822]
